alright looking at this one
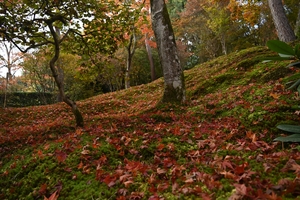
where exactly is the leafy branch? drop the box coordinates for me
[263,40,300,143]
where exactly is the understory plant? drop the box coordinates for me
[264,40,300,142]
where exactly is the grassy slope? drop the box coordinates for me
[1,46,300,199]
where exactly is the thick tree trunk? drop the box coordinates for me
[145,33,156,81]
[295,2,300,37]
[48,24,84,127]
[150,0,185,103]
[268,0,296,42]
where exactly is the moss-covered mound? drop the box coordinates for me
[1,46,300,199]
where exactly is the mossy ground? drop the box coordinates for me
[1,46,300,199]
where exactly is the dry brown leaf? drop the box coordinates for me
[157,168,166,174]
[44,190,59,200]
[220,171,236,179]
[81,149,90,155]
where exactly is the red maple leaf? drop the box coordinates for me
[55,150,67,163]
[103,174,117,187]
[39,183,47,195]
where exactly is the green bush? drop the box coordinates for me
[0,92,56,107]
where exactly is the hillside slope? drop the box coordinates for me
[1,46,300,199]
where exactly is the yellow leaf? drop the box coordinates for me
[270,93,280,99]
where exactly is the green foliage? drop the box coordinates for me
[273,124,300,142]
[131,48,163,85]
[267,40,296,57]
[264,40,300,60]
[0,92,55,107]
[0,0,136,54]
[274,134,300,142]
[263,40,300,143]
[166,0,187,19]
[277,124,300,134]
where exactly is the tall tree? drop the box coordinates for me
[123,0,143,89]
[0,0,133,126]
[150,0,185,103]
[267,0,296,42]
[138,2,157,82]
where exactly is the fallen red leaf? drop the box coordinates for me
[157,143,165,151]
[157,182,169,191]
[44,190,59,200]
[124,180,134,188]
[157,167,167,175]
[39,183,47,195]
[281,159,299,173]
[234,163,248,175]
[77,161,83,169]
[103,174,117,187]
[55,150,67,163]
[220,171,236,179]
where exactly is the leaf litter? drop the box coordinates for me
[1,47,300,199]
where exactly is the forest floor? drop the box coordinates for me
[1,46,300,200]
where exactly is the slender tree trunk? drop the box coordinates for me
[150,0,185,103]
[56,58,64,102]
[220,34,227,55]
[268,0,296,42]
[1,43,13,108]
[145,33,156,81]
[55,27,65,102]
[3,72,8,108]
[125,32,136,89]
[48,24,84,127]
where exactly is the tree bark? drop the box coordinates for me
[150,0,185,103]
[55,27,65,102]
[268,0,296,42]
[145,33,156,81]
[48,23,84,127]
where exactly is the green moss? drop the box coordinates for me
[151,114,173,123]
[261,65,292,83]
[235,58,262,70]
[216,149,239,157]
[3,44,300,199]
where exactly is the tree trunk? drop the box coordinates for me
[55,27,65,102]
[268,0,296,42]
[145,33,156,81]
[125,33,136,89]
[48,24,84,127]
[3,72,8,108]
[220,34,227,55]
[2,42,14,108]
[295,2,300,37]
[56,58,64,102]
[150,0,185,103]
